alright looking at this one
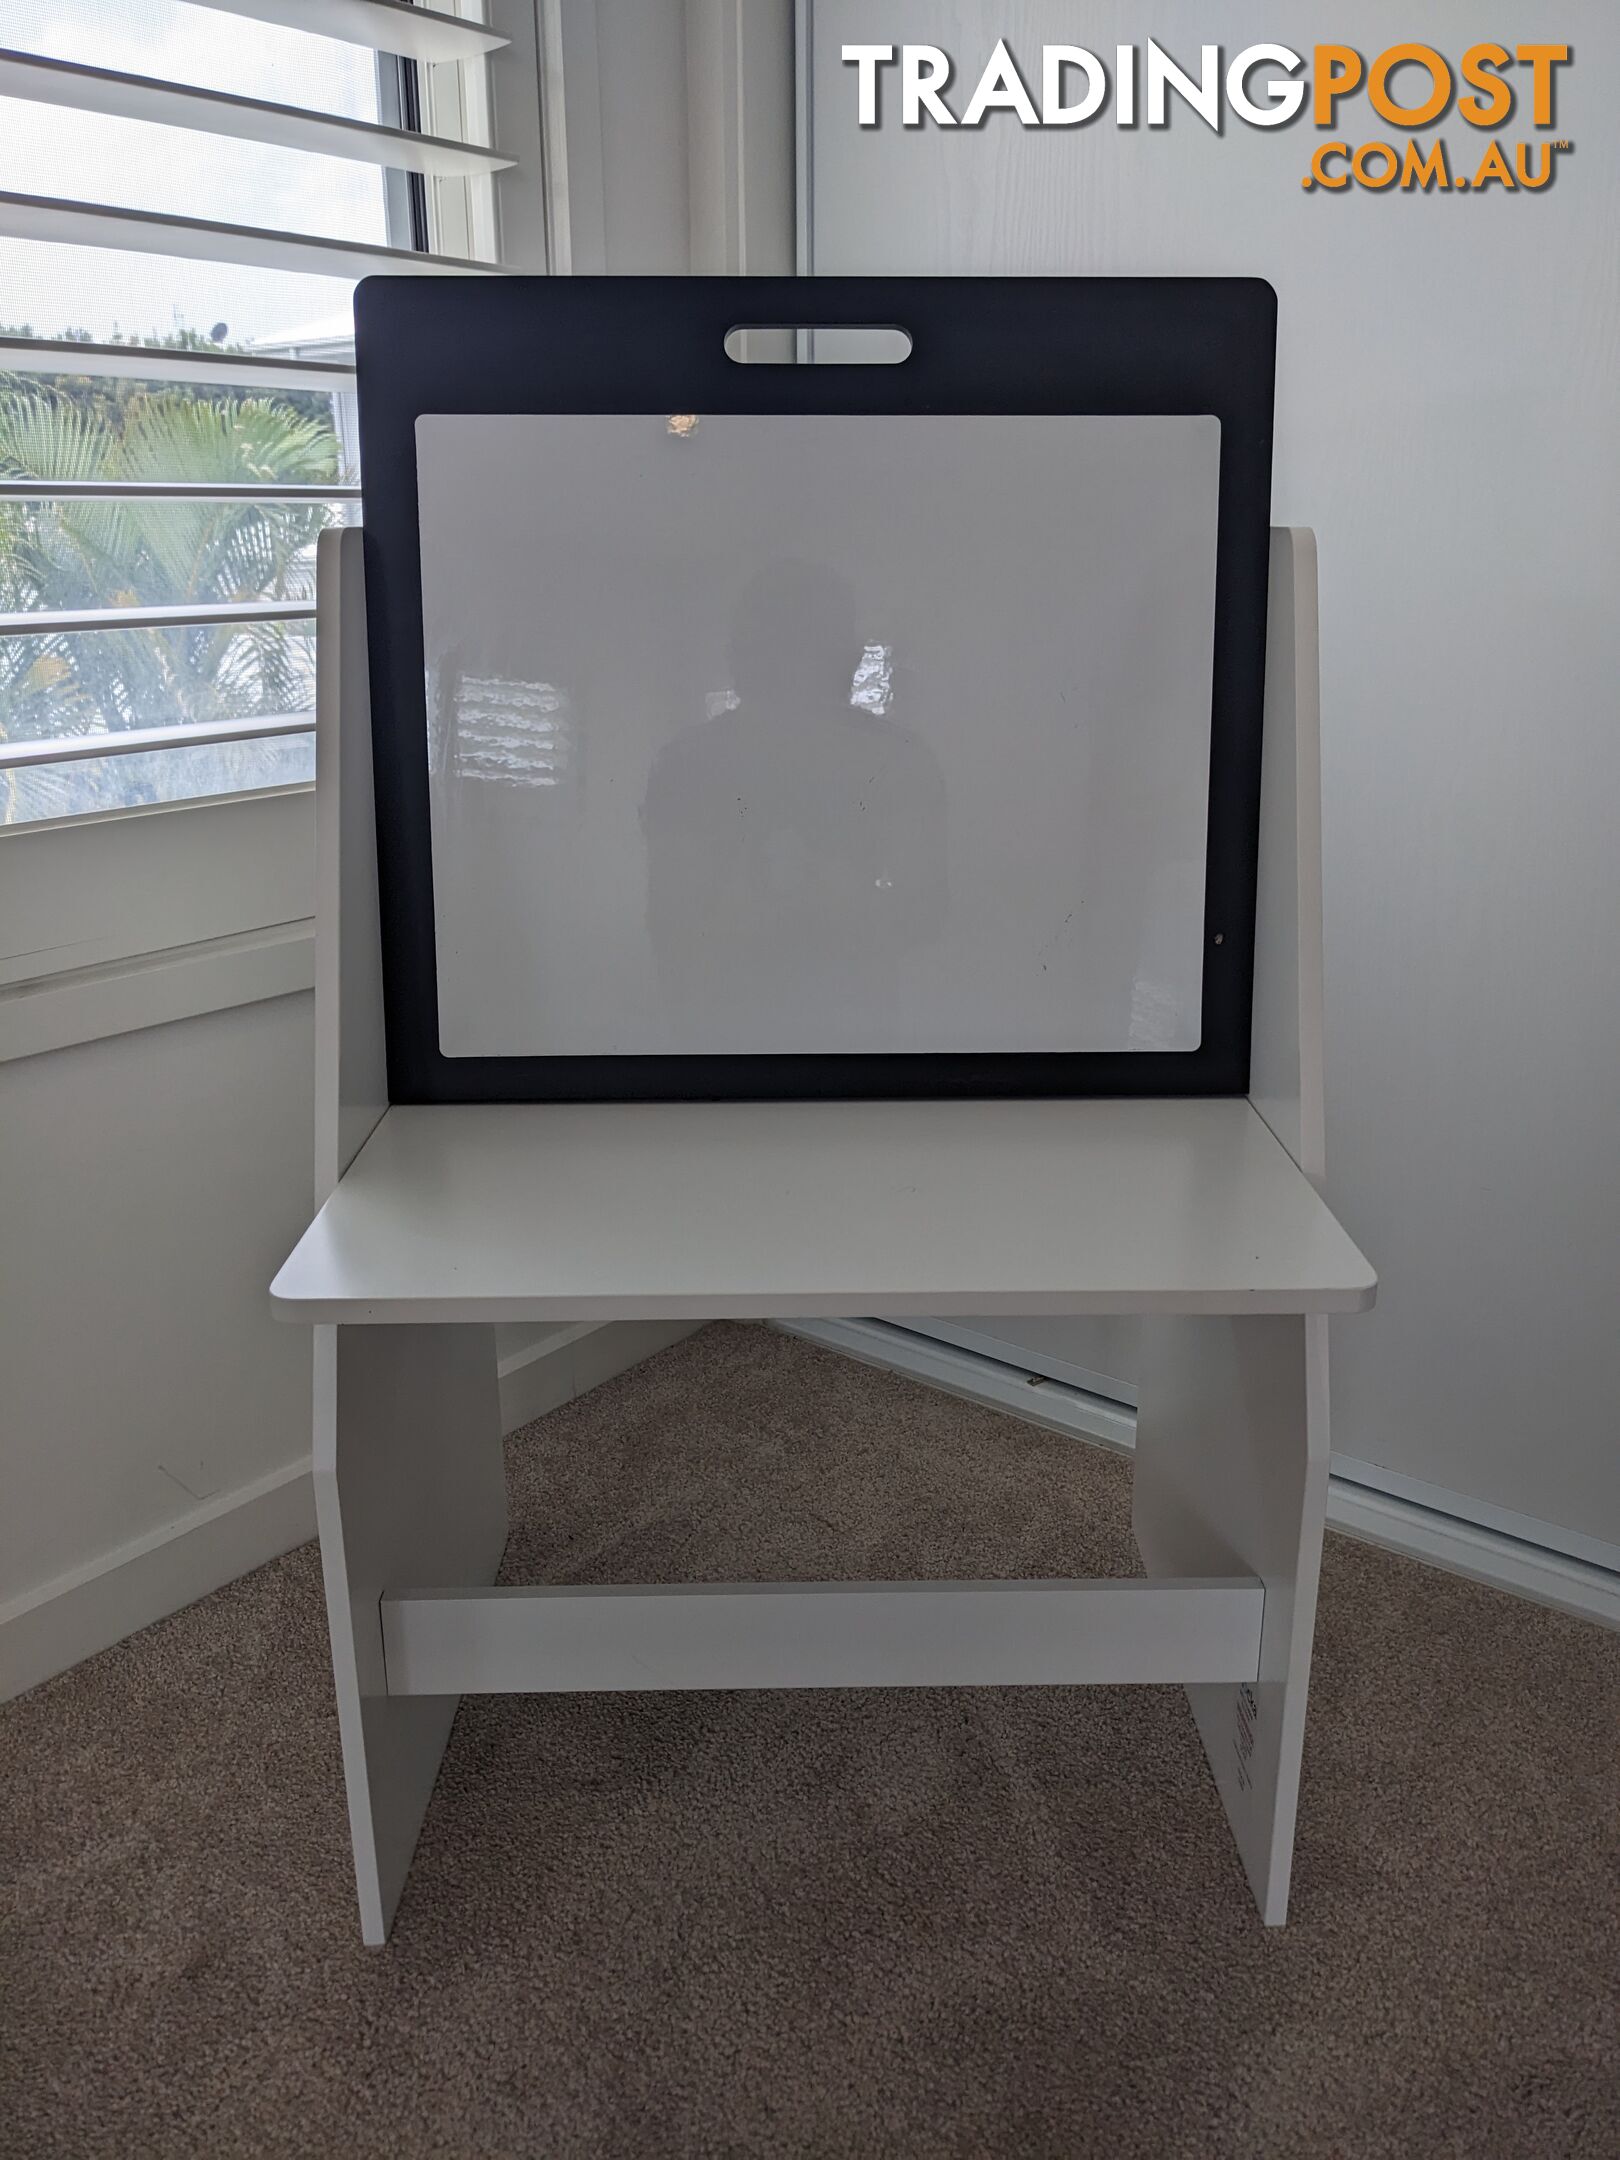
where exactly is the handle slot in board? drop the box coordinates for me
[723,325,912,365]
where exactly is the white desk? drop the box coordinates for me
[278,527,1373,1943]
[273,1096,1373,1325]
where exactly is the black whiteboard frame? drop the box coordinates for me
[355,275,1276,1104]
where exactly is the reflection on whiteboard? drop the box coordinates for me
[416,411,1220,1058]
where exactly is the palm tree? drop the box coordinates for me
[0,380,343,819]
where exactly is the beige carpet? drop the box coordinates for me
[3,1322,1617,2159]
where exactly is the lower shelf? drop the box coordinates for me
[379,1575,1264,1694]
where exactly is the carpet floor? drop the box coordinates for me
[3,1322,1617,2159]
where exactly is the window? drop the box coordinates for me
[0,0,513,825]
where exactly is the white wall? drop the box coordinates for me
[3,989,315,1581]
[598,0,692,269]
[804,0,1620,1547]
[0,786,323,1685]
[2,995,315,1582]
[0,982,321,1695]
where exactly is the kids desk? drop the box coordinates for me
[273,279,1374,1942]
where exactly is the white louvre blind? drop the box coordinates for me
[0,0,514,826]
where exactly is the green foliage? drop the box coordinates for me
[0,378,343,749]
[0,321,338,433]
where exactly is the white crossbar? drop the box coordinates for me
[380,1577,1265,1695]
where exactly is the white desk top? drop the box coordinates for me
[271,1097,1375,1325]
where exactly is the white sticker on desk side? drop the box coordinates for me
[415,411,1220,1059]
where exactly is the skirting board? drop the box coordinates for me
[497,1318,700,1431]
[779,1316,1139,1454]
[1323,1483,1620,1634]
[1,1317,700,1702]
[781,1319,1620,1634]
[0,1459,316,1703]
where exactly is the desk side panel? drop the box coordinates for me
[314,524,387,1205]
[1133,1310,1331,1924]
[1249,527,1326,1185]
[313,1321,507,1943]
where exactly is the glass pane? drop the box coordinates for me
[0,367,348,483]
[3,729,315,826]
[1,620,316,739]
[11,0,386,120]
[1,0,370,810]
[0,368,340,735]
[0,236,359,356]
[0,115,391,255]
[1,0,397,354]
[4,1,394,253]
[0,497,341,612]
[0,111,393,250]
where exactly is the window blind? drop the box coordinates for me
[0,0,513,825]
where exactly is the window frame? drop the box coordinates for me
[0,0,517,837]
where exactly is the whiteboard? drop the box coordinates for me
[416,412,1220,1059]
